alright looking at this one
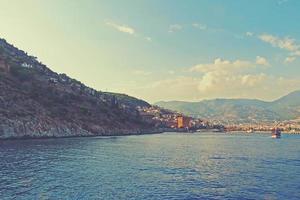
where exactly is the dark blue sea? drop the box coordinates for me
[1,132,300,200]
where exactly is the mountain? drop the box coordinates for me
[156,91,300,124]
[0,38,155,139]
[271,90,300,120]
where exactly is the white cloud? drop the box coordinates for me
[194,72,300,101]
[241,74,266,87]
[133,73,300,102]
[190,58,253,73]
[128,57,300,101]
[256,56,270,66]
[105,20,153,43]
[258,34,299,52]
[285,56,296,63]
[129,57,298,102]
[186,58,276,99]
[257,33,300,63]
[189,57,270,94]
[197,72,268,93]
[246,32,254,37]
[105,20,135,35]
[192,23,207,30]
[168,24,183,33]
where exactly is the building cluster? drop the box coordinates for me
[139,105,300,133]
[138,106,221,131]
[225,119,300,133]
[177,116,192,128]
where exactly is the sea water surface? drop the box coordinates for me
[0,132,300,200]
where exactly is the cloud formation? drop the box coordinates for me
[105,20,135,35]
[129,57,300,102]
[285,56,296,63]
[136,73,300,102]
[189,58,269,94]
[192,23,207,30]
[168,24,183,33]
[105,20,152,42]
[259,34,298,51]
[190,57,267,73]
[258,33,300,63]
[246,32,254,37]
[256,56,270,66]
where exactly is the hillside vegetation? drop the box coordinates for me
[0,38,154,139]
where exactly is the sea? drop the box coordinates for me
[0,132,300,200]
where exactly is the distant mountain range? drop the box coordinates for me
[0,38,154,139]
[156,90,300,124]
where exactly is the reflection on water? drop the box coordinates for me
[0,133,300,199]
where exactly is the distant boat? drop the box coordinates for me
[271,128,281,139]
[246,128,254,133]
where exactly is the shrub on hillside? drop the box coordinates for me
[10,65,35,81]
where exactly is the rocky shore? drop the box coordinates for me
[0,118,163,139]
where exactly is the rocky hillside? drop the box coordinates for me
[0,38,154,139]
[156,91,300,124]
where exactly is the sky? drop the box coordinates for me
[0,0,300,103]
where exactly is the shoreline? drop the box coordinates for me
[0,128,165,141]
[1,129,300,141]
[226,130,300,134]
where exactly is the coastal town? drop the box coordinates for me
[225,119,300,134]
[137,105,221,130]
[138,106,300,134]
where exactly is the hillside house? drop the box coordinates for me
[21,63,33,68]
[48,77,58,84]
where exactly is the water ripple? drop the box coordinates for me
[0,133,300,199]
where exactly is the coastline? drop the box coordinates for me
[227,130,300,134]
[0,127,165,140]
[2,128,300,141]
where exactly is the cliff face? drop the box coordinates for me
[0,39,154,139]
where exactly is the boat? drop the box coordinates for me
[271,128,281,139]
[246,128,254,133]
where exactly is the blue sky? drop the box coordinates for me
[0,0,300,102]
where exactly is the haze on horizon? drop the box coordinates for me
[1,0,300,103]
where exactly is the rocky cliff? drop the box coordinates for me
[0,38,155,139]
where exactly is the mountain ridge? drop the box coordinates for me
[155,90,300,124]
